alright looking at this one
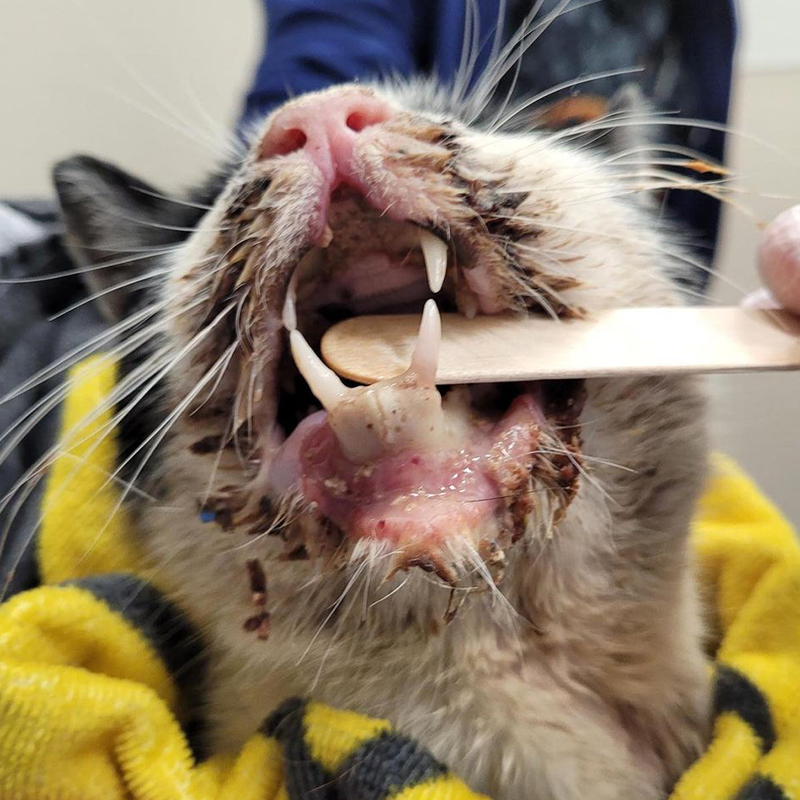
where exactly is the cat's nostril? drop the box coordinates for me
[346,112,368,132]
[259,91,392,162]
[346,102,391,132]
[273,128,308,156]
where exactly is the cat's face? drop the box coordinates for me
[56,80,707,639]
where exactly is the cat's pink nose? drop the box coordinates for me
[258,89,392,183]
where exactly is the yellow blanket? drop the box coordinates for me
[0,356,798,800]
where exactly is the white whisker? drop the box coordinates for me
[47,266,171,322]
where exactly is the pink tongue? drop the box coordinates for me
[267,395,542,545]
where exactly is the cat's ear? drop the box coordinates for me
[53,155,174,321]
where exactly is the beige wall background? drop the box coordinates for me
[1,0,262,195]
[1,1,799,522]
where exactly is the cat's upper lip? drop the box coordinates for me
[281,225,449,331]
[265,386,545,578]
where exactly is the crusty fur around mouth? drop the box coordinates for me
[179,123,586,593]
[186,114,583,363]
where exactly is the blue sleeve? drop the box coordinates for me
[239,0,501,124]
[241,0,423,124]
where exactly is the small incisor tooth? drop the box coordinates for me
[419,229,447,293]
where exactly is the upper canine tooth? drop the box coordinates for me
[290,330,349,411]
[282,270,299,331]
[419,229,447,294]
[319,223,334,248]
[410,299,441,385]
[282,292,297,331]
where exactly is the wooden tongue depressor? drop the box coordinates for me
[321,306,800,385]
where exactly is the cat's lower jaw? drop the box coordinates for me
[161,484,709,800]
[144,373,710,800]
[199,561,709,800]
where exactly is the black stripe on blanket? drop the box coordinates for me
[736,774,790,800]
[337,730,449,800]
[264,697,337,800]
[713,665,776,753]
[68,573,210,758]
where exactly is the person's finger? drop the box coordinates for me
[741,286,780,309]
[757,205,800,314]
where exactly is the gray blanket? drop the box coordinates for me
[0,201,106,595]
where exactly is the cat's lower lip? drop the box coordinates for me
[265,391,544,568]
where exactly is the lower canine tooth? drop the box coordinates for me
[409,299,441,384]
[419,229,448,293]
[291,304,445,463]
[289,330,348,410]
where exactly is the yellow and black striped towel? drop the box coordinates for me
[0,356,798,800]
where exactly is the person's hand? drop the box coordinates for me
[743,206,800,313]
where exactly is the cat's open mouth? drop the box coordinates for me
[225,187,585,581]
